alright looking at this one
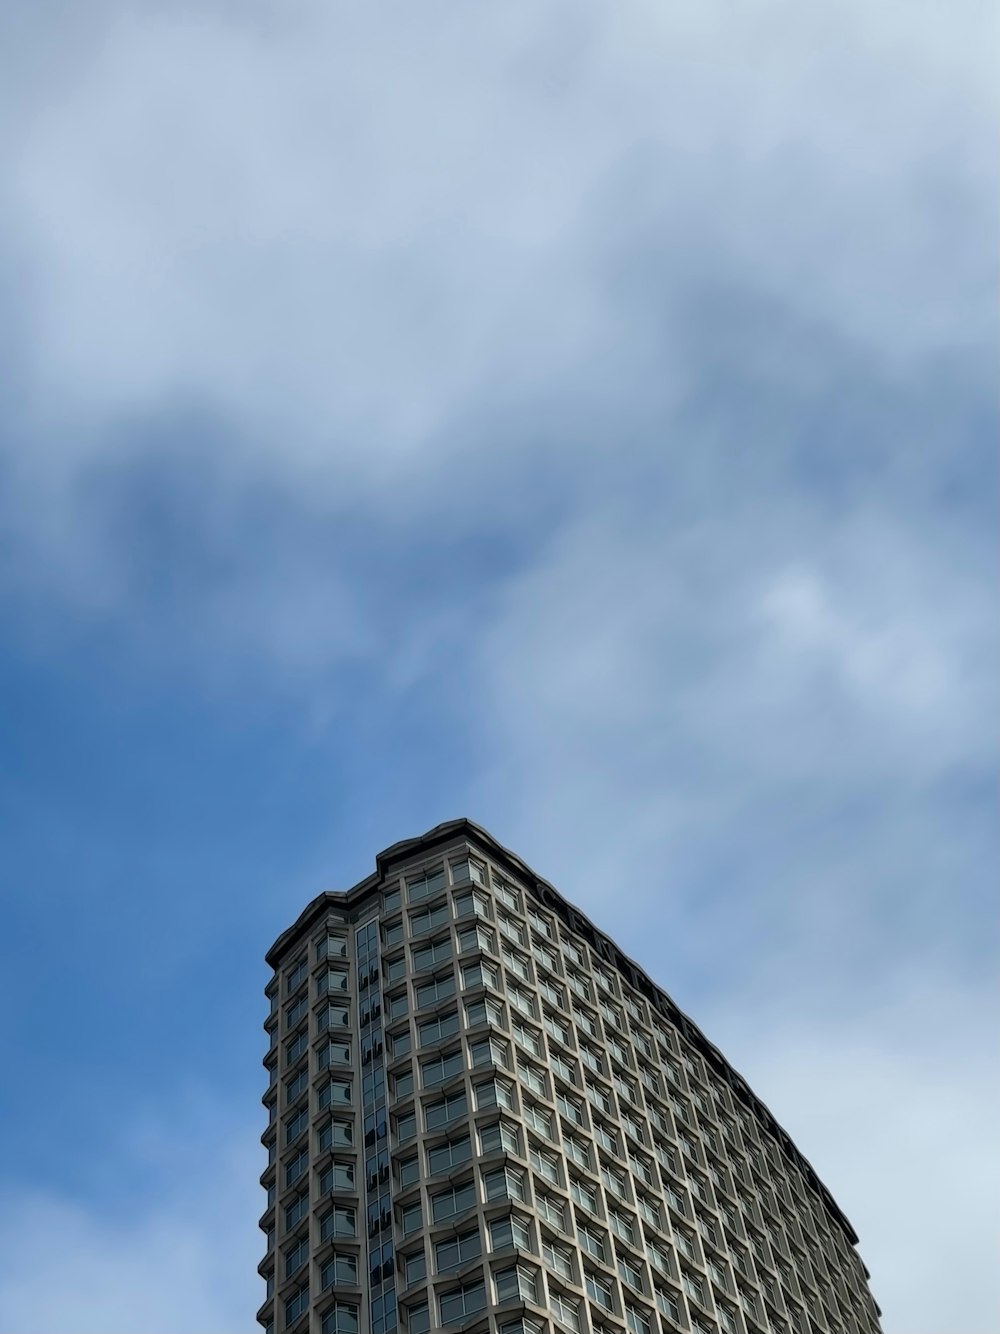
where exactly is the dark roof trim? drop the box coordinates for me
[266,818,861,1248]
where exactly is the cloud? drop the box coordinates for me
[700,973,1000,1334]
[0,1099,261,1332]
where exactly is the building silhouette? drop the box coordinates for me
[257,819,882,1334]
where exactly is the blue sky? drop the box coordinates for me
[0,0,996,1329]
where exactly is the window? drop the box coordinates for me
[320,1002,351,1030]
[321,1253,359,1289]
[594,1125,618,1157]
[538,977,565,1009]
[404,1302,430,1334]
[618,1254,644,1290]
[318,1160,355,1193]
[403,1249,427,1284]
[625,1304,651,1334]
[550,1052,576,1086]
[479,1119,521,1156]
[401,1201,423,1236]
[454,889,491,921]
[718,1305,738,1334]
[285,1236,309,1277]
[498,912,526,947]
[629,1152,654,1187]
[428,1133,472,1174]
[602,1163,626,1205]
[512,1019,543,1058]
[450,857,485,886]
[285,1149,309,1187]
[508,984,537,1019]
[425,1091,468,1131]
[398,1154,419,1187]
[527,907,553,938]
[637,1194,661,1230]
[395,1110,417,1142]
[320,1204,357,1240]
[495,1265,540,1303]
[564,1134,590,1170]
[543,1011,570,1045]
[493,879,519,910]
[285,1029,308,1063]
[586,1272,614,1311]
[320,967,350,994]
[614,1074,637,1105]
[470,1036,510,1070]
[683,1272,706,1306]
[322,1304,360,1334]
[285,994,308,1027]
[407,866,446,902]
[321,934,348,960]
[285,1191,309,1229]
[382,919,405,948]
[550,1290,581,1333]
[287,957,308,991]
[484,1165,527,1203]
[489,1213,531,1252]
[389,1028,411,1059]
[439,1278,487,1324]
[318,1078,352,1109]
[571,1003,597,1038]
[655,1287,681,1321]
[285,1283,309,1324]
[570,1177,597,1213]
[579,1044,604,1075]
[432,1178,477,1222]
[533,941,559,972]
[475,1077,514,1111]
[458,923,495,956]
[562,939,585,968]
[577,1223,606,1261]
[415,972,456,1008]
[386,991,409,1020]
[421,1049,464,1087]
[465,995,505,1030]
[675,1229,695,1261]
[418,1010,460,1047]
[523,1101,553,1138]
[517,1059,547,1097]
[435,1228,482,1272]
[567,971,591,1002]
[609,1209,635,1244]
[412,937,453,973]
[285,1106,309,1144]
[586,1081,613,1115]
[536,1192,567,1231]
[502,945,531,981]
[411,902,449,935]
[462,958,499,991]
[594,964,616,994]
[318,1039,351,1070]
[556,1092,583,1126]
[541,1238,574,1281]
[529,1143,561,1185]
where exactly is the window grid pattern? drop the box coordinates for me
[260,838,882,1334]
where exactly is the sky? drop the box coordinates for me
[0,0,996,1330]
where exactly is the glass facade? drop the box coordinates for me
[258,822,882,1334]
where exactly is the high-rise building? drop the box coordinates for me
[257,819,882,1334]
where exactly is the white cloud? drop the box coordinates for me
[700,975,1000,1334]
[0,1102,261,1331]
[3,0,993,488]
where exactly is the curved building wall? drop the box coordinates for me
[257,820,882,1334]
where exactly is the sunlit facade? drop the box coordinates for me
[257,819,882,1334]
